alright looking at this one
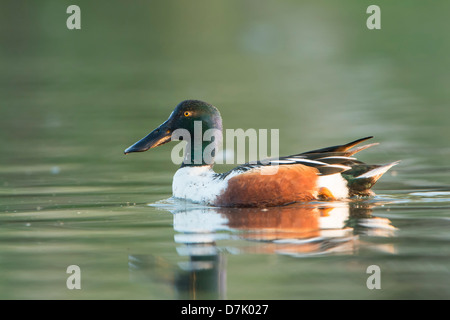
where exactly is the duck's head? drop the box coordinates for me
[124,100,222,165]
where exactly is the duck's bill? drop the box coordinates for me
[124,120,172,154]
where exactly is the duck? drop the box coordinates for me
[124,100,399,207]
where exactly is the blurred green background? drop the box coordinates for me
[0,0,449,299]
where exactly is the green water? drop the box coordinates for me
[1,1,449,299]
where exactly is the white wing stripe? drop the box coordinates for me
[269,160,296,164]
[285,158,328,166]
[316,156,356,160]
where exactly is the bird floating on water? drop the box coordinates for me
[125,100,399,207]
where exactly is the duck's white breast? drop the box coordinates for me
[172,166,230,205]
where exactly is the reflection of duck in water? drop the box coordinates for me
[129,201,396,299]
[124,100,399,207]
[170,200,396,257]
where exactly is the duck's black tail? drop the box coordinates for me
[342,161,400,197]
[300,136,400,196]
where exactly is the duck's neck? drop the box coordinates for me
[181,124,222,168]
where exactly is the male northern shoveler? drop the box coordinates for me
[124,100,399,207]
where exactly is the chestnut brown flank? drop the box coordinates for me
[214,164,319,207]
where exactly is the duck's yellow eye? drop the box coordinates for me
[184,111,190,117]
